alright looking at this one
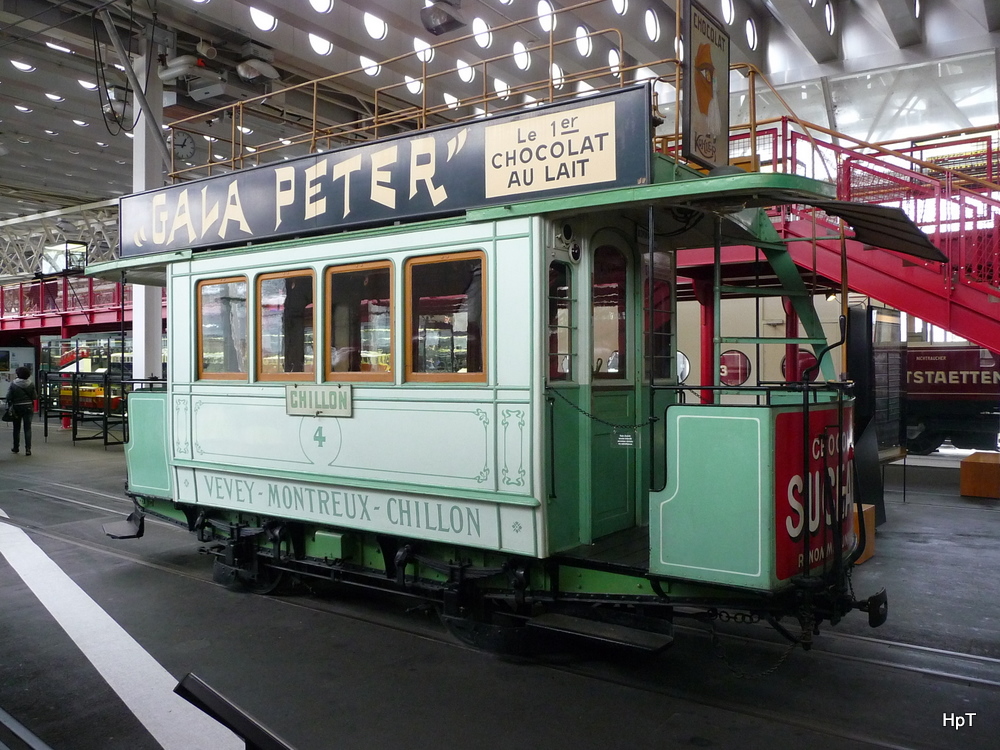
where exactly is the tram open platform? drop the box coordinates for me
[0,426,997,750]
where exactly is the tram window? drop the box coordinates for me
[326,262,392,381]
[592,246,627,379]
[257,270,315,380]
[548,262,574,381]
[644,276,672,382]
[406,251,486,382]
[197,277,248,379]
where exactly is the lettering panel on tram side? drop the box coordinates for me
[773,407,854,581]
[906,347,1000,400]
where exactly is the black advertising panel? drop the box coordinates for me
[682,0,731,170]
[120,85,652,257]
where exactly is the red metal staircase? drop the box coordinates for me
[738,122,1000,352]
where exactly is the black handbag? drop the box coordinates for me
[2,407,12,422]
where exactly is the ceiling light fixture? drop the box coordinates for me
[236,58,280,80]
[310,34,333,56]
[249,8,277,32]
[421,1,466,36]
[513,41,530,70]
[538,1,555,33]
[472,17,492,48]
[363,12,388,40]
[457,59,475,83]
[414,38,434,63]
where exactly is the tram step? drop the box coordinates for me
[103,511,145,539]
[526,613,673,652]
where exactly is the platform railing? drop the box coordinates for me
[0,277,129,321]
[39,371,128,447]
[725,115,1000,296]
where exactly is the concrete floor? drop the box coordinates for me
[0,425,997,749]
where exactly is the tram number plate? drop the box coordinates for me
[613,427,638,448]
[285,384,352,417]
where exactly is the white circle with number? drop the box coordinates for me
[298,417,343,465]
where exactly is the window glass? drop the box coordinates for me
[548,262,573,381]
[643,252,673,382]
[258,271,315,379]
[327,263,392,380]
[408,252,485,381]
[198,277,248,379]
[592,246,627,378]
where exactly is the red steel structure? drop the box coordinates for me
[0,278,162,339]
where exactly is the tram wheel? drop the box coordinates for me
[240,564,285,595]
[907,432,943,455]
[212,557,285,594]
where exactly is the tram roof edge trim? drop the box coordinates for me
[87,251,191,286]
[466,171,837,221]
[468,172,946,263]
[807,200,947,263]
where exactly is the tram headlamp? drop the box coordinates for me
[421,1,466,36]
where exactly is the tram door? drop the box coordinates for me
[589,242,636,539]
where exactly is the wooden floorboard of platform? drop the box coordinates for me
[557,526,650,569]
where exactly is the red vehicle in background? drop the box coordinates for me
[905,344,1000,454]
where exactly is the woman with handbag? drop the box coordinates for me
[6,366,37,455]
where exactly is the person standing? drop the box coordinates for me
[7,366,37,455]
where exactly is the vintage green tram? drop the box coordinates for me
[97,86,937,651]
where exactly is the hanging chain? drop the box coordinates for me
[707,609,802,679]
[546,387,659,430]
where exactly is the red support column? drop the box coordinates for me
[784,298,799,382]
[693,280,715,404]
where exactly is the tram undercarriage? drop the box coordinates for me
[112,496,887,654]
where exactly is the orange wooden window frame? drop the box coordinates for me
[256,269,316,382]
[196,276,249,381]
[405,250,487,384]
[325,260,394,383]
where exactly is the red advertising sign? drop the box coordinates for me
[774,407,854,580]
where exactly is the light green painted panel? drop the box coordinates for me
[126,391,172,497]
[650,406,776,589]
[494,230,535,388]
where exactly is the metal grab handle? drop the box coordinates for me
[803,314,846,382]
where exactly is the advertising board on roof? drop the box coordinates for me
[119,85,652,258]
